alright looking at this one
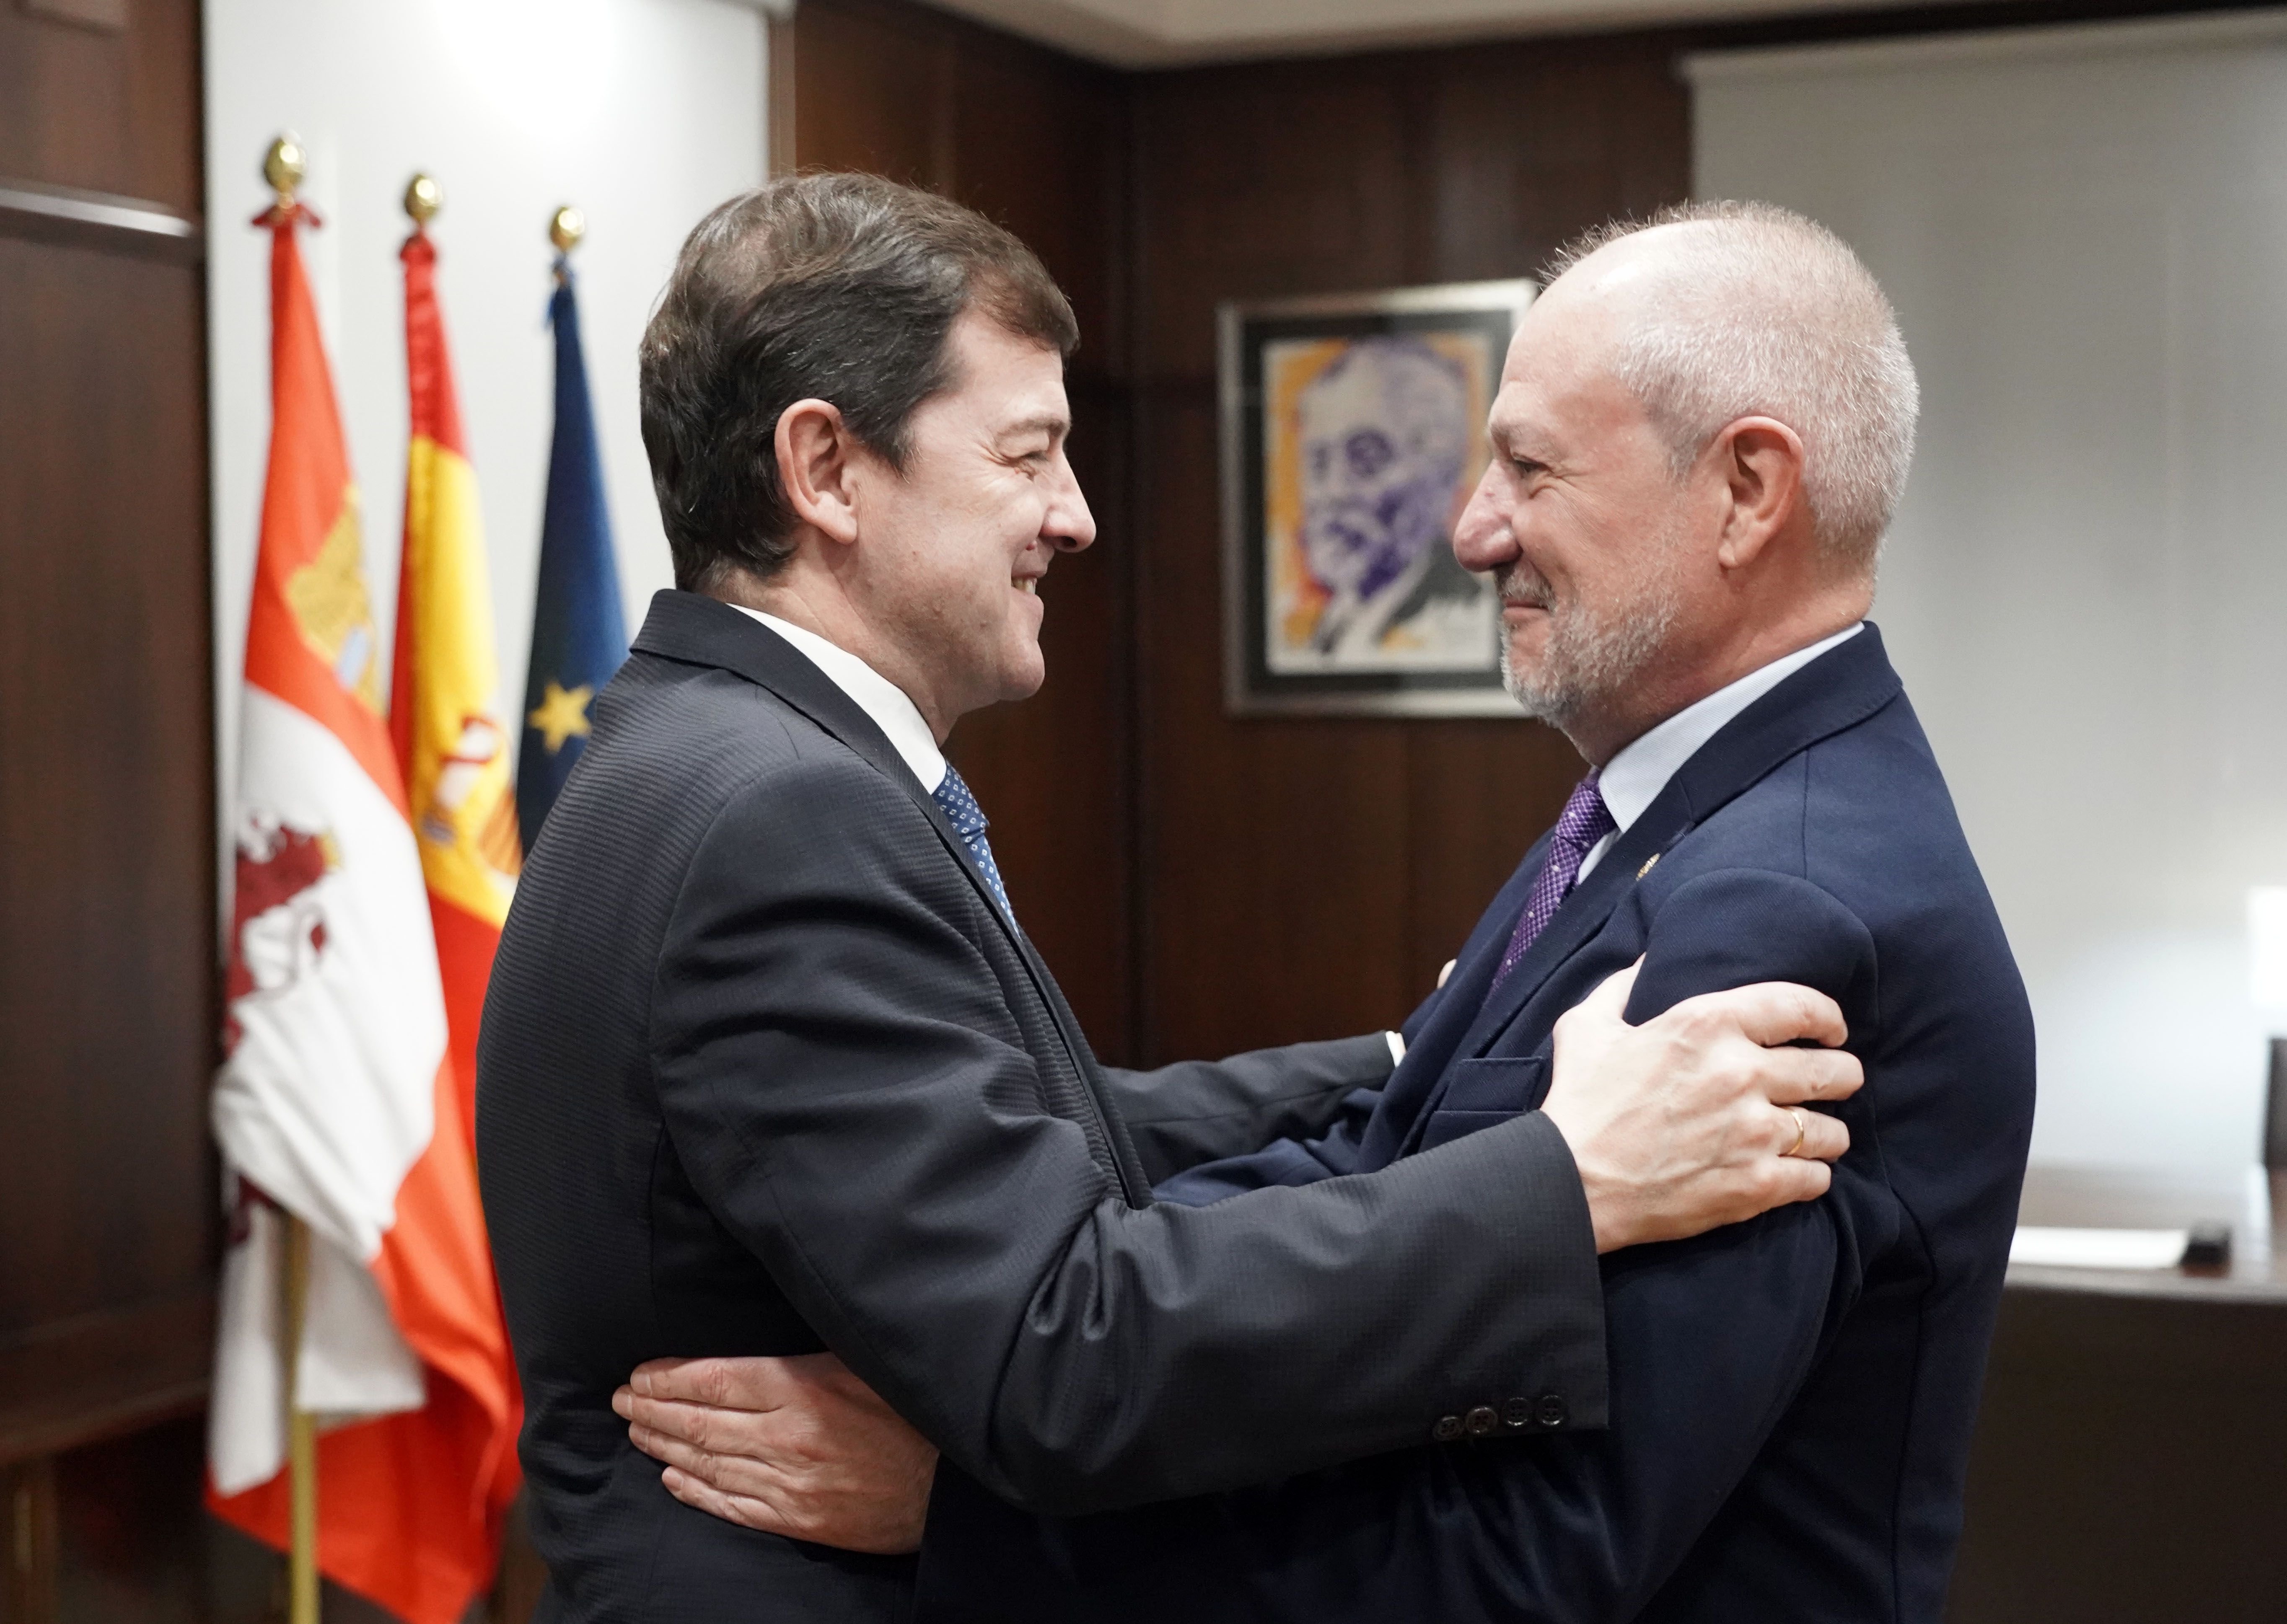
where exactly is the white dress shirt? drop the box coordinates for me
[1575,623,1865,884]
[729,605,947,794]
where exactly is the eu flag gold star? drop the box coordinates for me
[528,680,594,754]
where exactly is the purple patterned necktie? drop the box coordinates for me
[1487,772,1616,996]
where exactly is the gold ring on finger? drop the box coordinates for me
[1783,1107,1808,1159]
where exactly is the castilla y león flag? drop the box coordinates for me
[207,199,518,1624]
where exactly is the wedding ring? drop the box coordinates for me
[1782,1107,1808,1159]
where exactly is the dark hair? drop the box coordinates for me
[639,173,1080,592]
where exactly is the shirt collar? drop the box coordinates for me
[729,606,948,794]
[1598,622,1866,836]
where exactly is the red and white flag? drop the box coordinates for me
[207,195,516,1624]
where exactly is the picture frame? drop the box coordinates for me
[1218,278,1536,717]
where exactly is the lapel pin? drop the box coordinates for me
[1637,853,1661,880]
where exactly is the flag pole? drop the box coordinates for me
[248,131,322,1624]
[280,1210,319,1624]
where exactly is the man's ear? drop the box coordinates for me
[776,398,861,546]
[1712,416,1808,572]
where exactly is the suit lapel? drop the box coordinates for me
[1454,808,1684,1064]
[1353,835,1549,1167]
[631,592,1150,1200]
[1381,812,1682,1159]
[1384,626,1911,1158]
[632,592,1019,946]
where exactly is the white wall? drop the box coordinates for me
[1691,11,2287,1170]
[205,0,772,896]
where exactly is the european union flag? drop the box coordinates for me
[517,259,627,848]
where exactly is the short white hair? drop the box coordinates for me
[1549,201,1919,570]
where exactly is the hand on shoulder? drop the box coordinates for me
[1541,961,1862,1252]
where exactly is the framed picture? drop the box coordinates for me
[1218,279,1535,717]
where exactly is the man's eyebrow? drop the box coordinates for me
[997,414,1070,443]
[1490,416,1554,462]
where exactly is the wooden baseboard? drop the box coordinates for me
[0,1290,215,1467]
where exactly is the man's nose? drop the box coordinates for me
[1046,453,1096,554]
[1450,466,1513,572]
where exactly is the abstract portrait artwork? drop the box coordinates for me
[1220,280,1534,715]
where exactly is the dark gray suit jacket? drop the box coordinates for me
[477,591,1606,1620]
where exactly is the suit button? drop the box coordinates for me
[1432,1414,1465,1443]
[1536,1394,1569,1429]
[1502,1397,1533,1430]
[1465,1406,1498,1437]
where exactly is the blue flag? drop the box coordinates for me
[518,261,628,848]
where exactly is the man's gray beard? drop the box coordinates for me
[1498,562,1683,731]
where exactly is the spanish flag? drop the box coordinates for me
[386,198,526,1536]
[208,195,520,1624]
[391,208,524,1153]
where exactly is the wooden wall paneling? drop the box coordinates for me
[0,0,214,1505]
[942,29,1127,374]
[1125,63,1421,1062]
[0,218,216,1464]
[51,1419,207,1620]
[767,11,798,179]
[3,1455,60,1624]
[0,0,200,213]
[1419,39,1690,285]
[1132,60,1414,382]
[792,0,952,189]
[2,1415,363,1624]
[23,0,130,31]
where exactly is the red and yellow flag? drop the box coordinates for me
[388,208,526,1523]
[391,221,523,1151]
[207,197,519,1624]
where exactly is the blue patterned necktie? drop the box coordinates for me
[930,765,1012,920]
[1485,772,1616,999]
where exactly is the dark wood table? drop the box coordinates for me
[2004,1163,2287,1300]
[1946,1166,2287,1623]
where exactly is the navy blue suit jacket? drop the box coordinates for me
[915,625,2036,1623]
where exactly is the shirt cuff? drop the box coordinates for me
[1385,1029,1406,1067]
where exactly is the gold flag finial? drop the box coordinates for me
[549,205,587,254]
[404,172,443,228]
[263,134,308,208]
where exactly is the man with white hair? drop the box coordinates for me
[619,200,2036,1623]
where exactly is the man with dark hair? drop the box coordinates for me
[477,176,1865,1620]
[637,179,1082,591]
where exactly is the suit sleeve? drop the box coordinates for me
[1103,1034,1394,1185]
[1130,978,1458,1202]
[1371,867,1892,1620]
[648,759,1606,1515]
[919,866,1893,1617]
